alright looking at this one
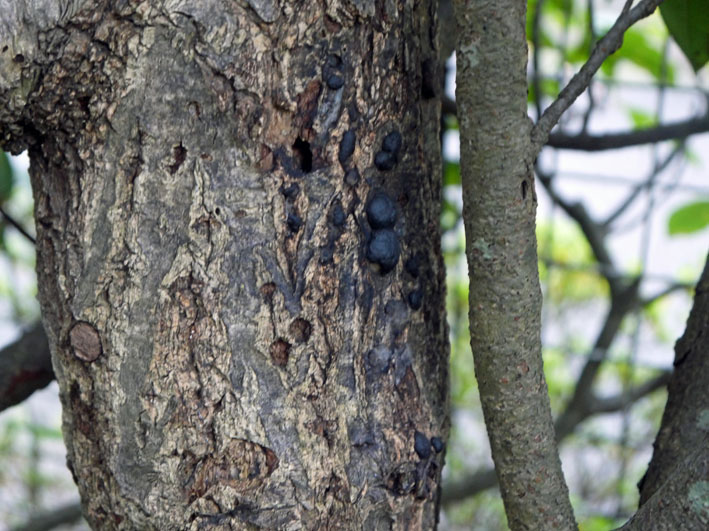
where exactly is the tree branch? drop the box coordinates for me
[443,95,709,153]
[548,114,709,151]
[531,0,666,156]
[0,205,36,244]
[587,371,671,414]
[454,0,576,527]
[10,501,83,531]
[0,322,53,413]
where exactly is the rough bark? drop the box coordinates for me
[0,1,448,529]
[452,0,576,529]
[621,253,709,529]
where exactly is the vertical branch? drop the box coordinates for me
[453,1,576,529]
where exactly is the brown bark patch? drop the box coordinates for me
[69,321,102,362]
[289,318,312,343]
[294,79,322,137]
[189,439,279,498]
[260,282,276,302]
[269,339,291,367]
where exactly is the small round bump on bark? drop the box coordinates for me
[414,430,431,459]
[287,213,303,232]
[365,191,397,229]
[344,168,360,186]
[327,74,344,90]
[331,202,346,227]
[431,436,445,454]
[382,131,402,155]
[407,288,423,310]
[374,150,395,171]
[70,321,102,362]
[366,229,400,273]
[338,130,356,165]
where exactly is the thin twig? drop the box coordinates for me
[0,205,36,244]
[603,140,685,228]
[531,0,666,156]
[580,0,598,133]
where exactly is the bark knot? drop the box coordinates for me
[70,321,102,362]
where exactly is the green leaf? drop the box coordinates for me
[668,200,709,235]
[601,28,675,83]
[661,0,709,71]
[0,151,14,203]
[627,107,658,129]
[443,160,460,186]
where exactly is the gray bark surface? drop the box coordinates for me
[1,1,448,529]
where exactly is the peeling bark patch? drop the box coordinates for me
[288,318,312,343]
[396,366,420,403]
[69,382,95,437]
[295,80,322,134]
[269,339,291,367]
[168,143,187,174]
[189,439,279,498]
[70,321,102,362]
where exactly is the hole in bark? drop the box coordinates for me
[169,143,187,174]
[292,137,313,172]
[521,179,528,200]
[13,54,24,63]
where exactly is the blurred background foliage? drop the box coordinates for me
[1,1,709,530]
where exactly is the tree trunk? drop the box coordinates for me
[621,252,709,530]
[1,1,448,528]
